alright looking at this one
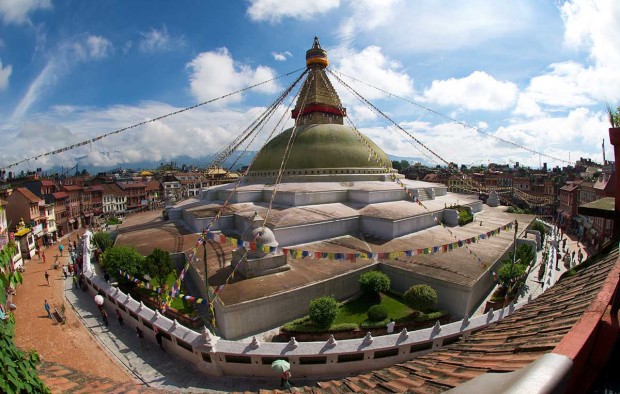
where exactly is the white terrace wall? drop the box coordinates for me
[82,269,527,379]
[212,264,376,339]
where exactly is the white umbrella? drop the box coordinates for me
[94,295,104,306]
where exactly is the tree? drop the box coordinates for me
[399,160,410,170]
[92,231,113,252]
[143,248,174,305]
[391,161,402,171]
[359,271,390,297]
[0,243,22,291]
[101,245,144,278]
[404,284,438,312]
[367,305,388,322]
[308,296,339,329]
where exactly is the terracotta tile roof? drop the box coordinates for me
[52,191,69,199]
[145,180,161,191]
[63,185,82,192]
[40,180,55,187]
[16,187,42,203]
[99,183,127,196]
[245,248,619,394]
[119,182,146,189]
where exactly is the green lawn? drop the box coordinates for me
[333,293,414,326]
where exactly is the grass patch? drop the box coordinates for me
[333,292,413,326]
[136,271,195,315]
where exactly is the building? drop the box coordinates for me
[5,188,43,259]
[100,183,128,217]
[118,182,147,212]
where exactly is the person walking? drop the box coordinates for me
[115,309,125,327]
[155,329,164,351]
[44,300,52,319]
[100,309,109,326]
[72,274,78,289]
[44,271,50,286]
[41,251,46,264]
[59,244,64,256]
[62,265,68,279]
[280,370,293,388]
[136,327,146,348]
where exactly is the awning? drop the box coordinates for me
[14,228,31,237]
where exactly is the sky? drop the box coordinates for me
[0,0,619,173]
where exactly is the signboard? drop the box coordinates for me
[32,223,44,236]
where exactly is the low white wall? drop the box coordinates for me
[273,217,359,247]
[82,269,526,379]
[380,264,472,319]
[215,265,375,339]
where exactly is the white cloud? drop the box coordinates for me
[421,71,518,111]
[85,35,113,59]
[1,102,293,170]
[247,0,340,22]
[0,0,51,25]
[561,0,620,67]
[187,48,279,104]
[139,25,185,53]
[338,1,534,53]
[0,59,12,90]
[513,94,545,118]
[11,35,114,120]
[271,51,292,61]
[332,46,414,103]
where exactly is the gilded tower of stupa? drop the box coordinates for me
[248,37,391,181]
[292,37,346,126]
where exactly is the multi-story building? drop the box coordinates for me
[51,191,69,237]
[591,166,615,245]
[119,182,147,212]
[100,183,128,217]
[63,185,82,230]
[145,180,163,209]
[558,180,583,230]
[161,173,181,201]
[5,187,44,258]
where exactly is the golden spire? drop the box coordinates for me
[293,37,346,125]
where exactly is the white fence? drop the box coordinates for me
[83,269,526,378]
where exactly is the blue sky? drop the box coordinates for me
[0,0,619,172]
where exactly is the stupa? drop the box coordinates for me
[159,38,536,339]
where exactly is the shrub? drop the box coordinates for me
[308,296,339,329]
[360,318,390,329]
[359,271,390,295]
[416,310,447,322]
[92,231,113,252]
[404,284,438,312]
[458,209,473,226]
[367,305,388,322]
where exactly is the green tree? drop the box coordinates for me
[308,296,339,329]
[359,271,390,297]
[399,160,410,170]
[391,161,402,171]
[143,248,174,305]
[101,245,144,278]
[92,231,113,252]
[0,243,22,291]
[367,305,388,322]
[404,284,438,312]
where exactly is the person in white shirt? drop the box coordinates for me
[386,319,395,334]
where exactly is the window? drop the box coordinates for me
[373,348,399,359]
[299,356,327,365]
[337,353,364,363]
[225,355,251,364]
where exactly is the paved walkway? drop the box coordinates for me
[472,220,589,316]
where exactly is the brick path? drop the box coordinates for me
[11,230,142,392]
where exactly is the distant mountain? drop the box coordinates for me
[41,150,427,177]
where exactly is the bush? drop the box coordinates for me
[416,310,447,322]
[458,209,473,226]
[367,305,388,322]
[360,318,390,329]
[359,271,390,295]
[92,231,113,252]
[309,296,339,329]
[404,284,438,312]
